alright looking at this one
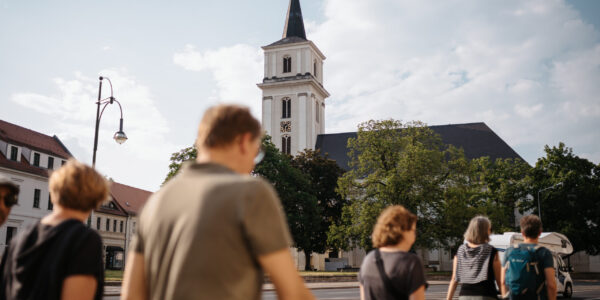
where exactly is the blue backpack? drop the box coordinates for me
[504,244,545,298]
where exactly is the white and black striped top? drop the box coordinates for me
[456,243,493,284]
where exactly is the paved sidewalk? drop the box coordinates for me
[104,280,451,296]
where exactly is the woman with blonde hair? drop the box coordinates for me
[1,159,109,300]
[358,205,426,300]
[446,216,501,300]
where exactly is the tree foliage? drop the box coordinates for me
[163,146,197,184]
[328,119,532,252]
[527,143,600,255]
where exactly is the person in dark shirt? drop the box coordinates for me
[0,159,109,300]
[358,205,426,300]
[446,216,501,300]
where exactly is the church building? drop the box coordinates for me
[258,0,523,271]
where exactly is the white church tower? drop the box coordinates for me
[258,0,329,156]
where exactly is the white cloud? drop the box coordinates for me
[173,44,263,118]
[10,70,178,191]
[171,0,600,164]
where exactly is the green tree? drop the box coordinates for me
[528,143,600,255]
[254,137,322,270]
[471,157,531,233]
[291,149,346,257]
[328,120,467,251]
[163,146,197,184]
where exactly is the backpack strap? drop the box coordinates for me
[374,249,408,300]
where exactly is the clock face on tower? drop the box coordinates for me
[280,121,292,133]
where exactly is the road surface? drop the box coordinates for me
[104,281,600,300]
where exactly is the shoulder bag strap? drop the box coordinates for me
[374,249,408,300]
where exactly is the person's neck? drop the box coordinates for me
[41,205,89,226]
[523,237,539,244]
[197,148,244,174]
[380,241,412,252]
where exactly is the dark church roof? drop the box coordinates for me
[267,0,307,47]
[315,122,525,171]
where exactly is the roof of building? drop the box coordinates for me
[109,181,153,216]
[0,119,72,159]
[283,0,306,40]
[315,122,525,171]
[0,152,50,177]
[266,0,308,47]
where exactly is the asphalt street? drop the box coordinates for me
[103,281,600,300]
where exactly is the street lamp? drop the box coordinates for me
[92,76,127,168]
[537,182,563,222]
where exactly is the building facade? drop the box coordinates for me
[0,119,151,270]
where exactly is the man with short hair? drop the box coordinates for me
[0,175,19,226]
[122,105,315,300]
[501,215,557,300]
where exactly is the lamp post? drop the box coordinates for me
[92,76,127,168]
[537,182,563,222]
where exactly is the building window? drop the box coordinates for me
[281,98,291,119]
[10,146,18,161]
[113,220,117,232]
[283,56,292,73]
[106,218,110,231]
[96,217,101,230]
[6,227,16,245]
[61,160,66,166]
[120,221,124,233]
[316,101,319,123]
[282,135,291,155]
[33,189,40,208]
[47,194,53,210]
[87,217,91,227]
[47,157,54,169]
[314,60,317,77]
[33,153,40,167]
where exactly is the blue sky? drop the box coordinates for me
[1,0,599,191]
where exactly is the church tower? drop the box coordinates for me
[258,0,329,156]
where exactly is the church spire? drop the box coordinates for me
[282,0,307,40]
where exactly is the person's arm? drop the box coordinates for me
[258,248,315,300]
[500,263,508,298]
[544,267,557,300]
[359,284,365,300]
[410,285,426,300]
[61,275,97,300]
[446,256,458,300]
[492,252,502,293]
[121,252,148,300]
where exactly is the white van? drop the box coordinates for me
[489,232,574,298]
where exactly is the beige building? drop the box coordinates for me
[88,181,151,270]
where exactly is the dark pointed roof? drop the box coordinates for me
[283,0,306,40]
[266,0,308,47]
[315,122,525,171]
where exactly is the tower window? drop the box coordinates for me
[282,98,291,119]
[283,56,292,73]
[314,60,317,77]
[48,157,54,169]
[281,135,291,155]
[316,101,319,123]
[96,217,101,230]
[106,218,110,231]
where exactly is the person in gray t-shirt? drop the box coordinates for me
[358,205,427,300]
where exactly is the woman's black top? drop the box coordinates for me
[0,219,104,300]
[459,247,498,297]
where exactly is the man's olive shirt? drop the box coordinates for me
[132,162,292,300]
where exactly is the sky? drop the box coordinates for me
[1,0,599,192]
